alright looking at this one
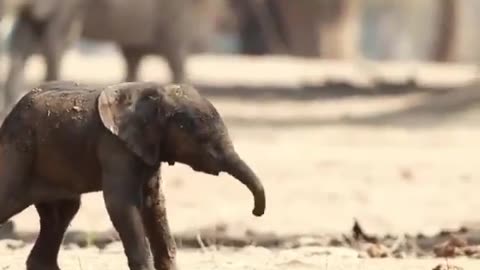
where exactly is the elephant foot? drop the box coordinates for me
[157,261,178,270]
[26,257,60,270]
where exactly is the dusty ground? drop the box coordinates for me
[0,245,480,270]
[0,242,479,270]
[2,51,480,269]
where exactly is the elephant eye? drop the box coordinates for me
[178,115,195,131]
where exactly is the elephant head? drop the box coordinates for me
[97,82,265,217]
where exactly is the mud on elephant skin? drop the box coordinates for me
[0,80,266,270]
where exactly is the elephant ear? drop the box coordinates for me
[97,83,162,166]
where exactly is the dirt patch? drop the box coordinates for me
[0,243,475,270]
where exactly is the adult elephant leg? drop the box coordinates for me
[164,47,187,84]
[26,198,81,270]
[120,47,143,82]
[4,16,38,109]
[43,5,84,81]
[43,38,65,82]
[0,146,34,228]
[142,171,177,270]
[273,0,320,57]
[162,34,187,84]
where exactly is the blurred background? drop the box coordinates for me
[3,0,480,61]
[1,0,480,245]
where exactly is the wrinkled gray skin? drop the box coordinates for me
[0,81,266,270]
[3,0,217,109]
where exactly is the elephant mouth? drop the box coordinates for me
[191,165,220,176]
[210,170,220,176]
[200,168,220,176]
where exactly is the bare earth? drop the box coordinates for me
[2,51,480,269]
[1,243,480,270]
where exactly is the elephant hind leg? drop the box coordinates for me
[26,198,81,270]
[0,201,31,226]
[0,143,34,225]
[0,178,32,234]
[0,201,31,245]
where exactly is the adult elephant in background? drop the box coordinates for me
[229,0,361,58]
[3,0,221,109]
[227,0,288,55]
[274,0,361,58]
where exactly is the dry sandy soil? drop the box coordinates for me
[0,242,479,270]
[2,51,480,269]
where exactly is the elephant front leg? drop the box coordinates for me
[102,172,154,270]
[142,173,178,270]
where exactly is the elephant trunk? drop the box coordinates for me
[225,154,266,217]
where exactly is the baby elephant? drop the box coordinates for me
[0,81,266,270]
